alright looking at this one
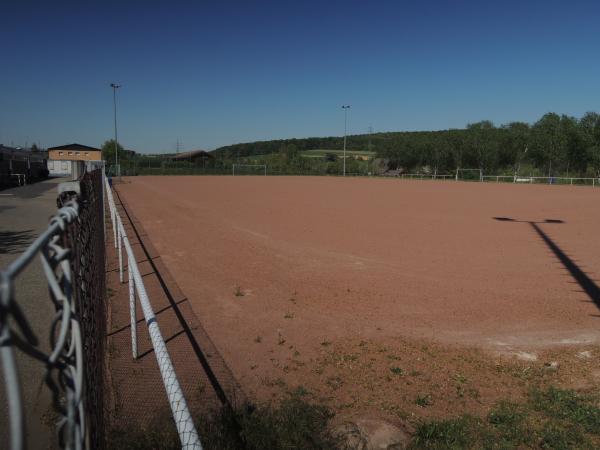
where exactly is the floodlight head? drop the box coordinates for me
[342,105,351,109]
[110,83,121,88]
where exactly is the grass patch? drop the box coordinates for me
[410,387,600,449]
[109,393,337,450]
[529,387,600,435]
[108,385,600,449]
[412,416,479,449]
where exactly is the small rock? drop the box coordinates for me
[334,418,410,450]
[515,351,537,362]
[577,350,592,360]
[544,361,560,371]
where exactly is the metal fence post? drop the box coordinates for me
[112,208,117,248]
[128,257,137,359]
[118,218,123,283]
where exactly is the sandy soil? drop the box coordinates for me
[116,176,600,420]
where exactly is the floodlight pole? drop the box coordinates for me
[110,83,121,176]
[342,105,350,176]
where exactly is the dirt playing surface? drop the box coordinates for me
[116,176,600,422]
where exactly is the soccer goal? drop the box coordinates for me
[455,168,483,182]
[232,164,267,176]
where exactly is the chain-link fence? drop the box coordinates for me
[104,176,202,449]
[0,169,106,450]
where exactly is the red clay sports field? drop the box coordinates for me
[115,175,600,408]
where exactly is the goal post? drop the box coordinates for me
[232,164,267,176]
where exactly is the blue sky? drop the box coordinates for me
[1,0,599,153]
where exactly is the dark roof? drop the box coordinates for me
[172,149,213,160]
[0,145,46,161]
[47,143,101,152]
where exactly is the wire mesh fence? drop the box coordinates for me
[0,169,106,450]
[104,176,203,449]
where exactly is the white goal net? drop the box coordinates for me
[232,164,267,176]
[455,168,483,181]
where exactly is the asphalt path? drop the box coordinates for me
[1,177,67,449]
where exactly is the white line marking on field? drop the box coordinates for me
[0,193,15,196]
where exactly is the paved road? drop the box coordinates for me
[1,177,67,449]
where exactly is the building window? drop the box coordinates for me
[68,152,73,156]
[76,152,80,155]
[59,152,64,156]
[85,152,89,156]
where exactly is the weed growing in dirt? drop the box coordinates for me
[325,376,344,390]
[390,367,404,376]
[254,335,262,343]
[234,286,244,297]
[277,331,286,345]
[415,394,433,407]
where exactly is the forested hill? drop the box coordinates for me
[212,112,600,177]
[212,131,439,157]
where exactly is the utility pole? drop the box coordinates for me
[342,105,351,176]
[110,83,121,176]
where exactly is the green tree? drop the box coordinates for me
[501,122,530,177]
[466,121,497,174]
[532,113,565,176]
[560,115,587,175]
[102,139,125,164]
[580,113,600,177]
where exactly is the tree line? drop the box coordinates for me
[212,112,600,177]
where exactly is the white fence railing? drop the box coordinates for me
[482,175,599,186]
[481,175,518,183]
[104,176,202,450]
[389,173,454,180]
[393,172,599,186]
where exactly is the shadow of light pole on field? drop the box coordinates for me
[492,217,600,311]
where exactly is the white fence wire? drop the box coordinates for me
[104,176,203,450]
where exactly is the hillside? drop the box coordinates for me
[211,112,600,177]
